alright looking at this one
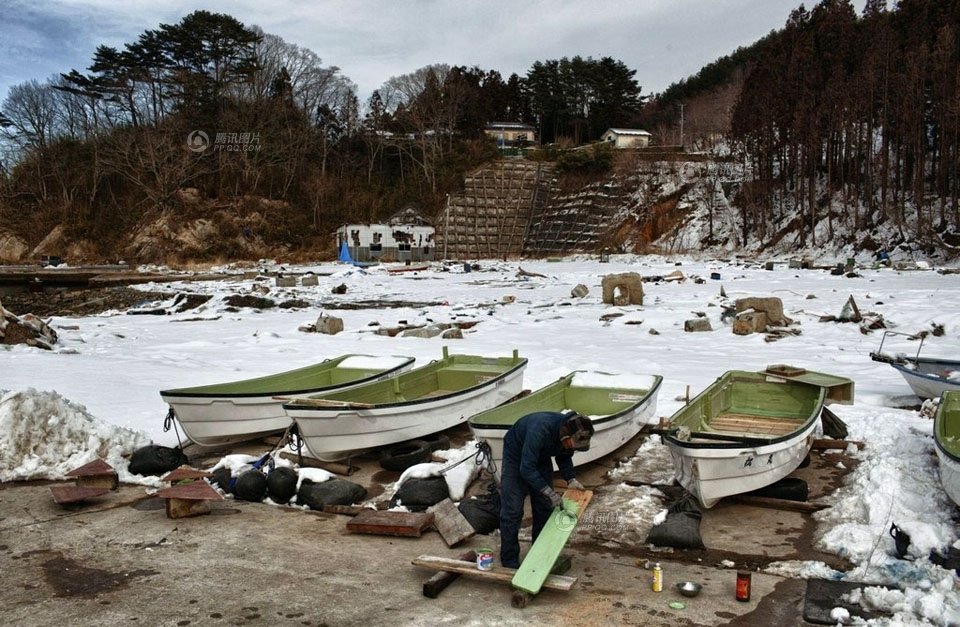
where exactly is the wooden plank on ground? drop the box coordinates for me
[411,556,577,591]
[347,510,434,537]
[422,551,476,598]
[50,485,110,505]
[511,488,593,595]
[427,498,475,547]
[729,494,826,513]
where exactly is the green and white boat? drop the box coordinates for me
[934,391,960,507]
[469,370,663,475]
[160,354,415,447]
[284,348,527,461]
[658,365,854,508]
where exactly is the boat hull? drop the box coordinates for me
[667,425,819,509]
[161,355,414,447]
[286,352,527,461]
[934,391,960,507]
[468,372,662,476]
[891,358,960,400]
[661,369,835,508]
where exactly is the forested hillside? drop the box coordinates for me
[0,1,958,263]
[0,11,645,262]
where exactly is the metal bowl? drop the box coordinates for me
[676,581,702,597]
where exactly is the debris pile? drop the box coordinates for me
[0,299,58,349]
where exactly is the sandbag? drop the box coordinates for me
[266,467,298,504]
[390,476,449,512]
[296,478,367,511]
[128,445,189,476]
[458,486,500,534]
[208,467,234,494]
[645,495,705,549]
[234,469,268,502]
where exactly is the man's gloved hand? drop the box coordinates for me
[540,486,563,509]
[567,479,585,491]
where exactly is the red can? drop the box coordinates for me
[736,571,751,602]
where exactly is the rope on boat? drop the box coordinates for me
[162,407,188,451]
[438,440,497,478]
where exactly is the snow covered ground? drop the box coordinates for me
[3,253,960,625]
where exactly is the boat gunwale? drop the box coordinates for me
[890,358,960,387]
[935,391,960,462]
[282,356,528,413]
[159,355,416,399]
[661,371,826,451]
[467,373,663,431]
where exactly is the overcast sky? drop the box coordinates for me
[1,0,868,106]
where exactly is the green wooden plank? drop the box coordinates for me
[511,489,593,595]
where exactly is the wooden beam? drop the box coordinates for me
[411,556,577,591]
[728,494,826,513]
[422,551,477,599]
[812,438,864,451]
[278,451,357,476]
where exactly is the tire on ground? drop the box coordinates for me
[379,440,432,472]
[421,433,451,452]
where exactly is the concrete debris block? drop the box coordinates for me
[1,305,57,349]
[275,276,296,288]
[684,318,713,333]
[601,273,643,306]
[734,297,791,326]
[571,284,589,298]
[663,270,685,282]
[502,295,516,304]
[252,283,270,294]
[441,328,463,340]
[376,327,404,337]
[332,284,348,294]
[733,310,767,335]
[301,274,319,287]
[402,325,443,339]
[316,315,344,335]
[648,328,660,335]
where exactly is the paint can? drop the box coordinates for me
[476,548,494,571]
[652,563,663,592]
[736,571,751,602]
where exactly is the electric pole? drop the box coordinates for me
[679,103,685,148]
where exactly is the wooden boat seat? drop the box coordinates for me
[708,412,803,438]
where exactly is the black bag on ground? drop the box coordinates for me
[645,494,705,549]
[296,478,367,511]
[390,476,449,512]
[128,445,189,476]
[458,485,501,534]
[266,467,298,504]
[234,469,268,502]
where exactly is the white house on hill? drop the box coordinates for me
[601,128,652,149]
[335,206,435,263]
